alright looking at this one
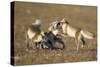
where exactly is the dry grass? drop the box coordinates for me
[13,1,97,65]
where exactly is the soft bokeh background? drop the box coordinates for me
[13,1,97,65]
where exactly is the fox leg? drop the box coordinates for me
[75,31,80,52]
[75,34,80,52]
[75,38,80,52]
[25,32,30,49]
[75,31,81,52]
[80,37,85,48]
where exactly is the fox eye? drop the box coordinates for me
[57,23,60,26]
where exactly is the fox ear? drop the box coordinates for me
[65,20,69,24]
[32,19,41,25]
[61,18,66,22]
[61,18,69,24]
